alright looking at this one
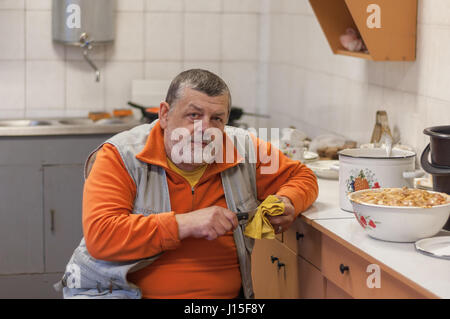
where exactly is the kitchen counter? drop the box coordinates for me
[0,118,143,137]
[302,178,450,299]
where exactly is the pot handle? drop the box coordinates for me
[420,144,450,176]
[402,170,424,179]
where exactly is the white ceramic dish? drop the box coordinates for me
[415,236,450,260]
[307,160,339,180]
[348,188,450,243]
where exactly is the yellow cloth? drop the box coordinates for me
[167,157,208,188]
[244,195,285,240]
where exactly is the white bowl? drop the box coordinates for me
[348,188,450,243]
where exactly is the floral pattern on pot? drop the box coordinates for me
[354,213,380,230]
[346,168,380,193]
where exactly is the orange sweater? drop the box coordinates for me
[82,122,318,299]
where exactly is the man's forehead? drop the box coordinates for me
[179,88,229,110]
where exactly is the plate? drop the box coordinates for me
[415,236,450,260]
[306,160,339,180]
[303,151,319,162]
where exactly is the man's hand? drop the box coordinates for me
[268,195,296,234]
[175,206,238,241]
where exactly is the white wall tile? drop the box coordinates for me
[418,0,450,26]
[117,0,144,11]
[145,12,183,60]
[66,61,105,111]
[0,11,24,60]
[222,14,259,61]
[183,61,221,76]
[106,12,144,61]
[145,0,183,12]
[26,11,64,60]
[25,109,65,118]
[25,0,51,10]
[0,0,24,9]
[0,109,25,119]
[223,0,260,13]
[221,62,259,111]
[269,13,292,63]
[104,61,144,111]
[185,0,221,12]
[26,61,65,109]
[0,61,25,110]
[145,61,183,79]
[184,13,221,61]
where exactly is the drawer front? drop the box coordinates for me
[325,279,352,299]
[321,235,427,299]
[284,217,322,269]
[298,256,325,299]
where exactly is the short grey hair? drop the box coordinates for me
[165,69,232,114]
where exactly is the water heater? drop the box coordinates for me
[52,0,116,81]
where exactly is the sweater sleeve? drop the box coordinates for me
[82,143,180,262]
[252,135,319,216]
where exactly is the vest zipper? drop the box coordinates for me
[191,186,195,210]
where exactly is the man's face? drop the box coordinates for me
[159,87,229,170]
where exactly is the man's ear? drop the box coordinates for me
[159,101,170,129]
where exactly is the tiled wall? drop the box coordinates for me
[0,0,264,127]
[1,0,449,154]
[266,0,450,155]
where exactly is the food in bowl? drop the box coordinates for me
[348,188,450,242]
[351,187,448,208]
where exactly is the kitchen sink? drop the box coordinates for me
[0,120,54,127]
[0,117,142,136]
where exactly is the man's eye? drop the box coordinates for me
[188,113,200,119]
[213,117,223,122]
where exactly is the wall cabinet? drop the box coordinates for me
[309,0,418,61]
[0,134,113,298]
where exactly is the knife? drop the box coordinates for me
[236,212,249,221]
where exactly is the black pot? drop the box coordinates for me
[421,125,450,231]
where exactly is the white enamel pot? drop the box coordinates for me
[336,148,423,212]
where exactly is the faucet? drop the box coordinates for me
[79,33,100,82]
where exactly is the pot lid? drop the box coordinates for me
[339,147,416,159]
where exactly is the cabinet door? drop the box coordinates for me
[0,166,43,274]
[252,239,281,298]
[43,165,84,273]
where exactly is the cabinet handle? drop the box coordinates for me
[277,261,285,270]
[296,232,304,240]
[270,256,279,264]
[50,209,55,232]
[339,263,349,274]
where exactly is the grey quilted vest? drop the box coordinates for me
[54,120,260,299]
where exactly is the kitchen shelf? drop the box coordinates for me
[309,0,418,61]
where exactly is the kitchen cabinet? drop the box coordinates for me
[0,165,43,274]
[252,216,434,299]
[0,134,113,298]
[309,0,417,61]
[43,164,84,273]
[252,218,325,299]
[321,234,427,299]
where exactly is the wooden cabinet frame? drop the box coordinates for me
[309,0,418,61]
